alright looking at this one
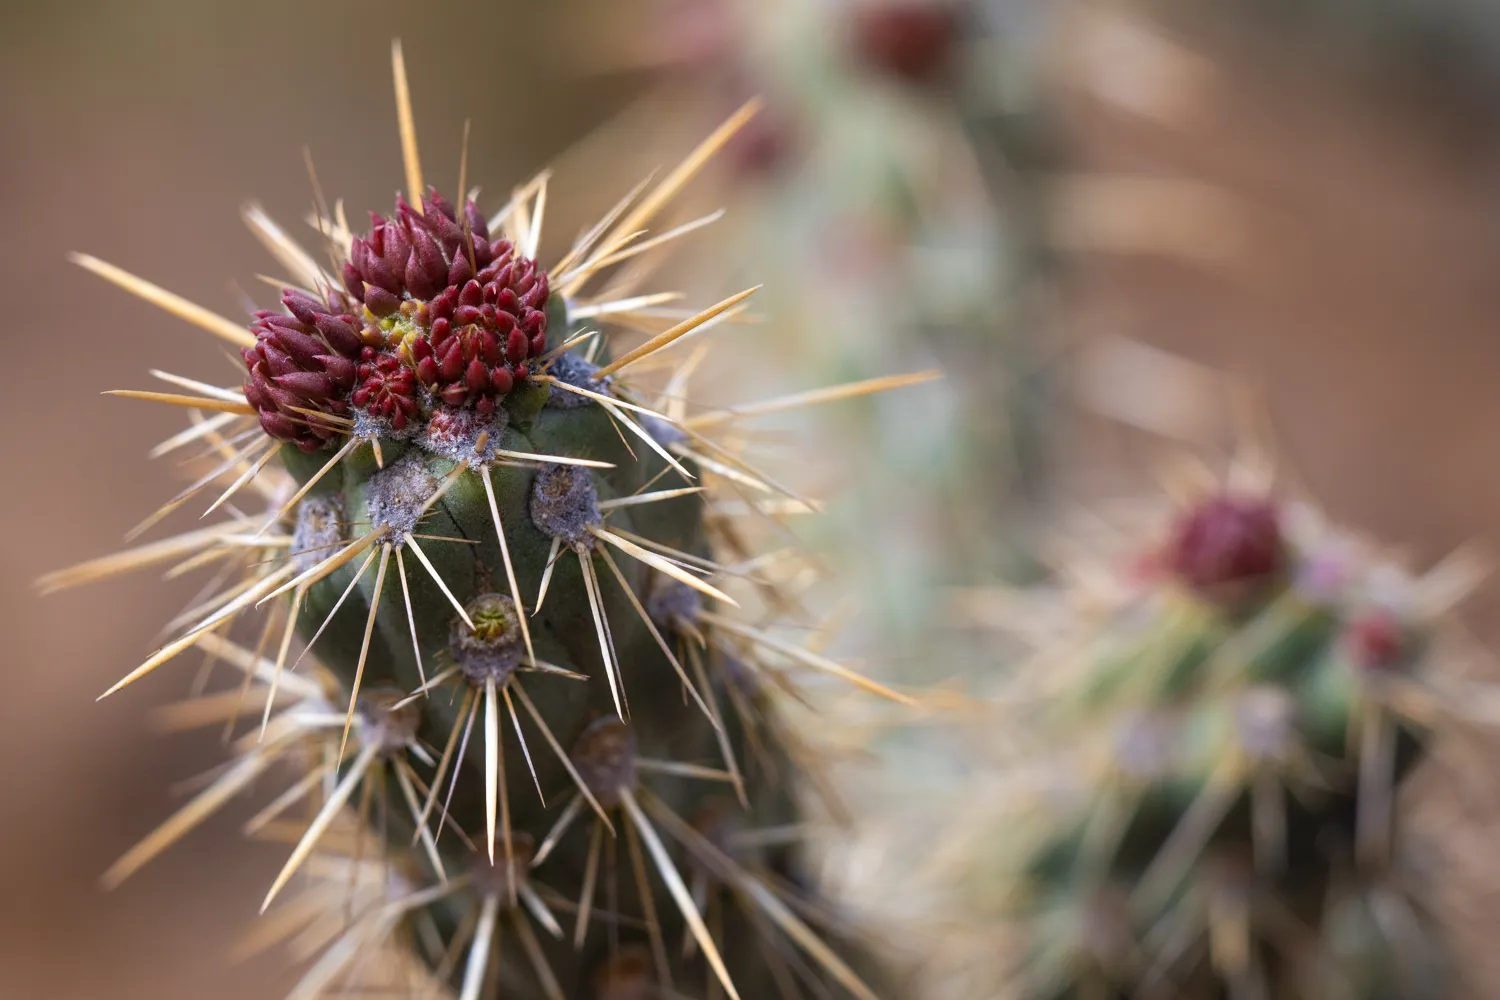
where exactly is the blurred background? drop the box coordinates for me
[10,0,1500,996]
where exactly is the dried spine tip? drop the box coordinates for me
[530,463,602,547]
[571,718,636,809]
[450,593,526,683]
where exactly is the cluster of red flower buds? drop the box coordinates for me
[345,190,550,423]
[851,1,960,84]
[242,189,551,447]
[241,290,362,451]
[1164,493,1285,611]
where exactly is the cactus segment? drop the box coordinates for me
[943,484,1488,999]
[48,42,937,1000]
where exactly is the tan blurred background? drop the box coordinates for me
[11,0,1500,997]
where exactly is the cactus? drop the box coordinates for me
[42,42,932,1000]
[618,0,1061,676]
[919,477,1493,999]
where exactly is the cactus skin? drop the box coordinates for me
[962,489,1461,999]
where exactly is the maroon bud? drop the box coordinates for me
[407,227,448,297]
[440,383,469,405]
[395,194,418,224]
[465,202,490,243]
[439,340,465,382]
[259,410,301,441]
[506,329,528,364]
[260,344,297,377]
[416,356,439,385]
[242,379,273,411]
[459,279,484,307]
[454,305,482,327]
[353,240,402,295]
[530,332,547,357]
[490,367,514,395]
[364,285,400,317]
[1164,493,1284,611]
[465,358,489,392]
[380,221,412,274]
[412,335,434,362]
[263,384,304,412]
[263,314,310,336]
[275,371,335,400]
[425,188,457,222]
[343,262,365,301]
[274,328,325,367]
[312,313,363,357]
[479,330,501,365]
[470,235,493,269]
[282,289,324,325]
[318,354,356,386]
[448,251,474,288]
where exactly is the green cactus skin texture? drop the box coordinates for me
[43,44,925,1000]
[945,486,1477,1000]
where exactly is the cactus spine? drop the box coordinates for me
[45,43,926,1000]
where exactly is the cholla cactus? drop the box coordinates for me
[615,0,1059,667]
[925,474,1498,999]
[41,42,931,1000]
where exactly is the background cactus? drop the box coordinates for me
[611,0,1062,664]
[883,466,1499,999]
[42,43,930,1000]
